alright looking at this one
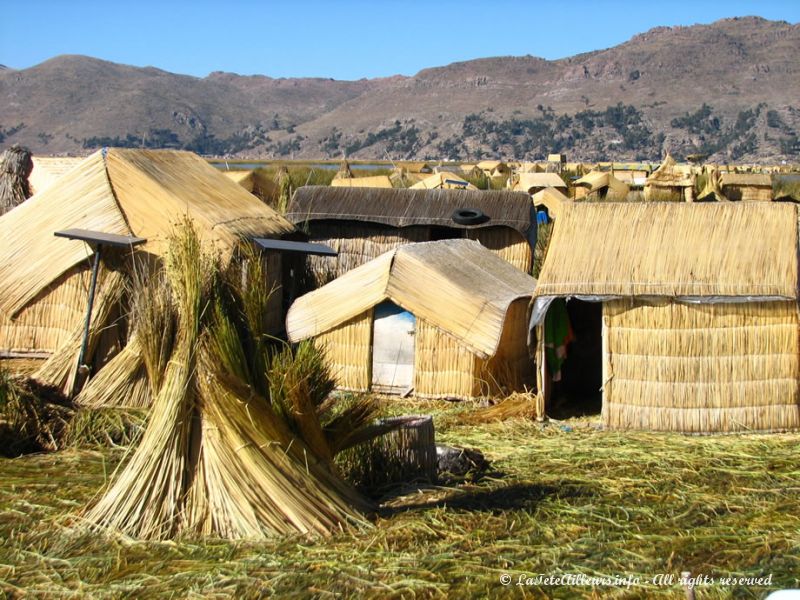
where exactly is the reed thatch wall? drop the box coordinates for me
[414,319,481,399]
[464,227,532,273]
[602,299,800,433]
[317,310,373,392]
[300,222,429,287]
[720,174,773,202]
[484,298,535,395]
[0,267,91,356]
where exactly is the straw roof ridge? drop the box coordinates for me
[287,186,532,233]
[287,238,536,358]
[721,173,772,187]
[534,201,798,300]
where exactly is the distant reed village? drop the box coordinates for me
[0,145,798,595]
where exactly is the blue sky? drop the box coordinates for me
[1,1,798,80]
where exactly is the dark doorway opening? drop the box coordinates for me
[550,299,602,418]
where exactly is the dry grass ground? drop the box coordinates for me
[0,399,798,598]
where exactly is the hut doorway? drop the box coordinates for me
[550,299,602,417]
[371,301,416,394]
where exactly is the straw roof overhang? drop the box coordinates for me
[0,148,294,317]
[533,202,798,306]
[287,239,537,359]
[515,173,567,194]
[720,173,772,188]
[287,186,532,234]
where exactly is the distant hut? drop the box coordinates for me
[331,175,394,188]
[532,187,569,220]
[513,172,568,196]
[409,171,477,190]
[28,156,84,196]
[286,186,535,287]
[720,173,773,202]
[696,167,729,202]
[476,160,511,178]
[573,171,629,201]
[0,149,294,395]
[531,201,800,433]
[644,154,695,202]
[287,239,536,399]
[0,145,33,215]
[222,169,281,206]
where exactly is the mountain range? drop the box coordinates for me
[1,16,798,162]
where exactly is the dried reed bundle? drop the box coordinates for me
[83,220,378,540]
[0,368,73,456]
[75,337,150,409]
[461,392,541,424]
[0,145,33,215]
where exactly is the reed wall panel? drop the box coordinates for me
[464,227,532,273]
[603,299,800,432]
[0,266,92,355]
[722,185,773,202]
[316,310,373,392]
[303,223,429,286]
[414,319,480,400]
[484,298,535,395]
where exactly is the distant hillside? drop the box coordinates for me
[1,16,798,162]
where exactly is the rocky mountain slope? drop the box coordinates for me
[1,16,798,162]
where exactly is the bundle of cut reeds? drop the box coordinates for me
[0,145,33,215]
[83,219,389,540]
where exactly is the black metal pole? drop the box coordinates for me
[74,244,103,394]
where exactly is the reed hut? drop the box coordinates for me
[0,148,293,396]
[286,186,535,287]
[331,175,394,188]
[476,160,511,178]
[644,154,695,201]
[720,173,773,202]
[532,187,569,220]
[222,169,281,206]
[287,239,537,400]
[513,172,568,196]
[409,172,476,190]
[530,201,800,433]
[573,171,629,201]
[27,156,84,196]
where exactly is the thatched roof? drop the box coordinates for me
[514,173,567,194]
[409,172,476,190]
[287,186,533,234]
[720,173,772,188]
[287,239,536,359]
[330,175,393,188]
[0,148,294,318]
[221,169,280,204]
[774,174,800,201]
[28,156,84,195]
[534,202,797,301]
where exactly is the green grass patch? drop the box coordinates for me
[0,404,797,597]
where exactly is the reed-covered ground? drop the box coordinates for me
[0,399,797,598]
